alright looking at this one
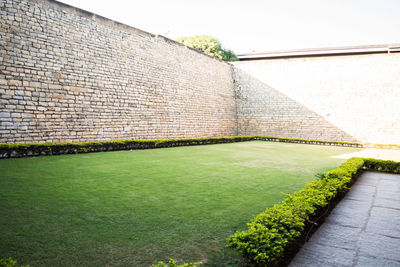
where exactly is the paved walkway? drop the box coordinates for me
[289,171,400,267]
[332,148,400,161]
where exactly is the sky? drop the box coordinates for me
[58,0,400,54]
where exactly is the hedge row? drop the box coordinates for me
[254,136,400,149]
[226,157,400,266]
[1,135,399,159]
[363,158,400,174]
[0,136,256,159]
[253,136,363,147]
[0,135,384,159]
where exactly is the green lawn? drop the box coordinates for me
[0,141,360,266]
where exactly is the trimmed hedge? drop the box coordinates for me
[363,158,400,173]
[253,137,400,150]
[0,136,255,159]
[0,135,376,159]
[362,143,400,150]
[253,136,363,148]
[226,157,394,266]
[1,135,399,159]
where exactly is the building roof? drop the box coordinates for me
[237,43,400,60]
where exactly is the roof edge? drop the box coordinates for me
[238,44,400,60]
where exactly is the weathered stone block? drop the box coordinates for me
[7,80,22,86]
[0,112,11,118]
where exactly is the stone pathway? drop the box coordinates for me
[332,148,400,161]
[289,171,400,267]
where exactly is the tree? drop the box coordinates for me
[176,35,238,62]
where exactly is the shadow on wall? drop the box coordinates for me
[233,67,359,142]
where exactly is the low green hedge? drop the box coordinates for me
[253,136,363,147]
[1,135,398,159]
[0,136,255,158]
[226,157,400,266]
[0,135,370,159]
[363,158,400,173]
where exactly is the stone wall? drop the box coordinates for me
[0,0,236,143]
[1,0,400,145]
[233,53,400,144]
[233,67,358,142]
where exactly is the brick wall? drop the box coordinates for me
[0,0,237,143]
[233,53,400,144]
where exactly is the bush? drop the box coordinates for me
[151,258,202,267]
[0,258,29,267]
[226,158,365,266]
[176,35,238,61]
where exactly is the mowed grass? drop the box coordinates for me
[0,141,360,266]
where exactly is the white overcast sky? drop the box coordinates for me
[58,0,400,54]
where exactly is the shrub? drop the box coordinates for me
[151,258,202,267]
[226,158,365,266]
[0,258,29,267]
[176,35,238,61]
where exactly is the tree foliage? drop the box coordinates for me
[176,35,238,61]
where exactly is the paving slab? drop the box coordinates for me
[345,184,376,202]
[304,223,361,249]
[356,174,379,186]
[355,256,400,267]
[330,199,371,216]
[289,172,400,267]
[380,173,400,181]
[374,197,400,210]
[325,211,368,229]
[289,243,356,267]
[375,190,400,202]
[359,233,400,262]
[378,180,400,193]
[365,207,400,238]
